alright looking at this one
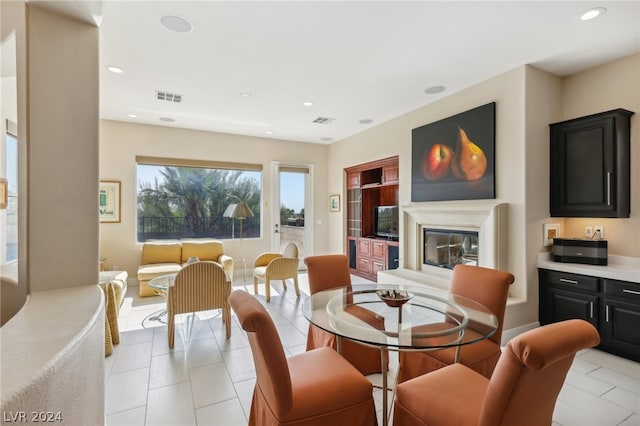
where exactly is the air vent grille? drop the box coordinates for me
[156,91,183,103]
[312,116,335,124]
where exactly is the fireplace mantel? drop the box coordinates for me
[379,201,508,290]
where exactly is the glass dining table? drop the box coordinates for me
[302,284,499,426]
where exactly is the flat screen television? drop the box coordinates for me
[374,206,399,240]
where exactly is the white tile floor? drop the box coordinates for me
[106,274,640,426]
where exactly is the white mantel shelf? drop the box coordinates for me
[537,252,640,283]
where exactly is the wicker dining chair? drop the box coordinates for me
[167,261,231,348]
[253,242,300,302]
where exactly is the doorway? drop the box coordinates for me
[272,163,312,268]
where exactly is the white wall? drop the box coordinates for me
[27,5,100,292]
[523,65,563,327]
[99,120,329,278]
[1,0,27,324]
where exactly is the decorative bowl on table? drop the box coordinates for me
[376,290,414,307]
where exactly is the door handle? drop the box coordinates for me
[560,278,579,284]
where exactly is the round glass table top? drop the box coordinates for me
[148,273,178,291]
[303,284,499,350]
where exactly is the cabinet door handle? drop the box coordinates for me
[560,278,579,284]
[590,302,594,319]
[622,289,640,295]
[605,305,609,322]
[607,172,612,206]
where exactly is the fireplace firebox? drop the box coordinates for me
[423,228,479,270]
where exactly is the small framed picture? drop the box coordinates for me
[100,180,121,223]
[329,194,340,212]
[543,223,560,246]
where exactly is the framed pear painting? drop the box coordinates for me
[411,102,495,202]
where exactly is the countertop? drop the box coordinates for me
[537,252,640,283]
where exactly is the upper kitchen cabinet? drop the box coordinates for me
[550,109,634,218]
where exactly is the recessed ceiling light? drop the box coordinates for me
[128,114,138,118]
[424,85,446,94]
[160,14,193,33]
[265,131,273,135]
[159,117,175,122]
[580,7,606,21]
[303,101,313,106]
[239,92,252,98]
[321,137,333,142]
[107,66,123,74]
[359,119,373,124]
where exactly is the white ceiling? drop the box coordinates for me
[96,1,640,144]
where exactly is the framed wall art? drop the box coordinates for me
[411,102,496,202]
[99,180,121,223]
[329,194,340,212]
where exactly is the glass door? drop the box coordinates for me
[272,164,312,267]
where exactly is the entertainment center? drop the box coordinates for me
[345,156,399,281]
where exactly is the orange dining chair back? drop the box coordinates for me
[229,290,377,426]
[304,254,384,375]
[393,319,600,426]
[167,261,231,348]
[398,264,515,382]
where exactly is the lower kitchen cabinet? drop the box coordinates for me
[539,269,640,362]
[601,279,640,359]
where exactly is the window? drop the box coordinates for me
[136,156,261,242]
[3,132,18,263]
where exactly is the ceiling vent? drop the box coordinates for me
[312,116,335,125]
[156,90,183,103]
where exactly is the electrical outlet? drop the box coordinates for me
[594,225,604,239]
[585,226,593,238]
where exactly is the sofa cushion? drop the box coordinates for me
[141,242,182,265]
[181,240,224,263]
[138,263,182,281]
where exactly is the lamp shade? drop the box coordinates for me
[224,202,254,219]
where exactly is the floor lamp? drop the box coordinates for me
[225,202,253,282]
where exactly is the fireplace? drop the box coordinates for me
[382,201,508,290]
[424,228,479,269]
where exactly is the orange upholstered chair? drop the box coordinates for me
[393,319,600,426]
[167,261,231,348]
[304,254,384,376]
[229,290,377,426]
[398,264,514,382]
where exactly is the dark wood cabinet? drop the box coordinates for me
[345,156,399,281]
[346,172,360,190]
[550,109,633,218]
[382,164,399,185]
[601,279,640,359]
[539,269,640,362]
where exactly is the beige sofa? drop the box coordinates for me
[137,239,234,297]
